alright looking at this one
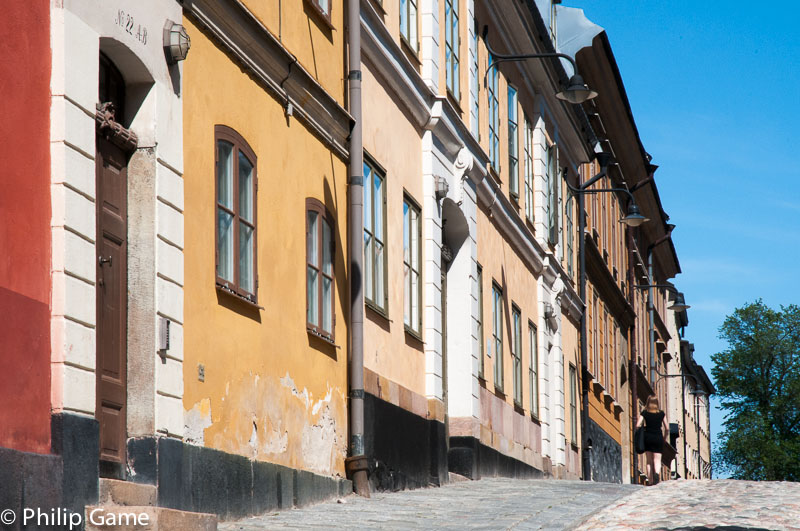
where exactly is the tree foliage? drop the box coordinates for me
[712,300,800,481]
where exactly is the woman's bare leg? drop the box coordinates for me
[654,452,662,483]
[645,452,654,484]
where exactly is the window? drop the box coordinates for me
[400,0,418,52]
[512,305,522,406]
[364,159,387,312]
[492,282,503,391]
[403,195,421,335]
[565,188,574,276]
[508,86,519,199]
[546,142,559,245]
[215,126,257,303]
[471,21,480,139]
[477,264,484,379]
[524,117,534,222]
[445,0,459,98]
[569,363,578,445]
[307,0,331,20]
[307,199,335,339]
[529,322,539,417]
[488,55,500,171]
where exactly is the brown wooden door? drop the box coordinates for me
[96,136,128,464]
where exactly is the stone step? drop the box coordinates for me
[85,505,217,531]
[99,479,157,507]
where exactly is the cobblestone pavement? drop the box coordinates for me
[576,479,800,530]
[220,478,640,530]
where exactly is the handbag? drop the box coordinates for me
[634,426,646,454]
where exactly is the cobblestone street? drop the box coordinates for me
[576,479,800,530]
[220,478,639,530]
[221,478,800,530]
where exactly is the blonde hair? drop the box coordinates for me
[646,395,660,413]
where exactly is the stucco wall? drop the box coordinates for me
[182,16,349,477]
[0,1,51,454]
[360,60,427,399]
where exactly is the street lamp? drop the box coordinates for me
[635,284,690,385]
[565,153,650,481]
[482,26,598,104]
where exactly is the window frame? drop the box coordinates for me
[569,363,578,445]
[508,85,519,200]
[363,155,389,315]
[214,125,258,304]
[306,198,335,341]
[488,55,500,172]
[471,20,480,139]
[565,187,574,276]
[444,0,460,100]
[546,142,559,246]
[523,116,534,223]
[403,192,423,337]
[306,0,332,23]
[529,321,539,418]
[512,304,523,407]
[400,0,419,53]
[492,281,504,392]
[477,264,484,380]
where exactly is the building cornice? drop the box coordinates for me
[183,0,353,160]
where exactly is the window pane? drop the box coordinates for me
[363,163,372,232]
[375,240,385,308]
[404,261,411,326]
[307,210,319,267]
[403,201,410,264]
[238,151,254,223]
[239,222,254,293]
[322,277,332,333]
[217,141,233,209]
[409,0,417,49]
[217,208,234,282]
[411,208,419,268]
[374,174,383,242]
[318,0,329,15]
[400,0,407,40]
[322,217,333,276]
[307,267,318,326]
[411,270,419,331]
[364,232,373,301]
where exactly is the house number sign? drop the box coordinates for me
[115,9,148,45]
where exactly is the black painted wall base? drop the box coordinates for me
[128,436,352,520]
[0,447,64,531]
[448,436,545,480]
[586,418,622,483]
[363,392,448,491]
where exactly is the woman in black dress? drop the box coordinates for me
[636,395,668,485]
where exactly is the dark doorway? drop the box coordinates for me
[95,54,130,472]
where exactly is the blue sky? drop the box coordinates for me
[565,1,800,462]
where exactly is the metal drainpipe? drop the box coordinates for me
[696,392,702,478]
[681,370,688,479]
[345,0,369,497]
[578,189,591,481]
[626,225,639,484]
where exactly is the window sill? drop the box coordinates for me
[304,0,335,31]
[307,328,340,348]
[493,385,506,399]
[366,300,390,322]
[591,380,605,394]
[530,413,541,425]
[488,165,502,185]
[404,326,424,343]
[570,441,579,451]
[510,193,520,208]
[513,403,525,416]
[400,37,421,67]
[216,284,263,309]
[446,89,463,115]
[367,0,386,16]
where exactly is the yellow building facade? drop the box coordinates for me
[179,0,353,516]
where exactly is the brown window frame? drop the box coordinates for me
[306,0,332,23]
[403,192,422,338]
[215,125,258,304]
[477,264,484,380]
[306,198,336,342]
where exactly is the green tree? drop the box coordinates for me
[712,300,800,481]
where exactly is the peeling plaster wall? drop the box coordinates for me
[181,14,349,478]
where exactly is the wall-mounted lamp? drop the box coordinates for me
[435,175,449,200]
[164,21,191,64]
